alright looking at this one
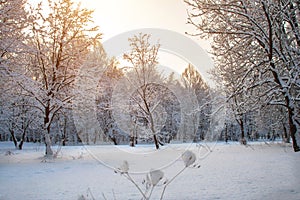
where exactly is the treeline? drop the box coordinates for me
[0,0,299,154]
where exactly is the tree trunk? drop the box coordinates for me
[18,140,24,150]
[287,107,300,152]
[238,118,247,145]
[129,136,135,147]
[149,114,159,149]
[282,122,290,143]
[18,130,26,150]
[225,123,228,143]
[145,97,159,149]
[62,116,67,146]
[109,136,117,145]
[153,134,159,149]
[45,133,53,156]
[44,105,53,156]
[10,129,18,148]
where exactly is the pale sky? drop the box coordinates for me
[77,0,210,48]
[75,0,214,85]
[30,0,214,85]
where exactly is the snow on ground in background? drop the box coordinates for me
[0,141,299,200]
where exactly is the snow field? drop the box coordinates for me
[0,142,299,200]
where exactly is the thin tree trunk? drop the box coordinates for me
[18,140,24,150]
[153,134,159,149]
[18,130,26,150]
[62,116,67,146]
[109,136,117,145]
[150,116,159,149]
[143,91,160,150]
[44,105,53,156]
[282,122,290,143]
[225,123,228,143]
[10,129,18,148]
[287,107,300,152]
[238,118,246,145]
[18,119,28,150]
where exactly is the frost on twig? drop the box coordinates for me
[113,150,200,200]
[117,160,129,174]
[146,169,164,186]
[160,150,198,200]
[115,160,147,199]
[182,150,196,167]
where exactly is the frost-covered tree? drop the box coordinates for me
[121,33,162,149]
[0,88,41,149]
[0,0,28,67]
[18,0,102,155]
[127,82,181,145]
[182,64,211,142]
[0,0,34,146]
[113,33,182,149]
[186,0,300,151]
[96,58,125,145]
[0,0,29,103]
[255,104,288,141]
[72,42,108,145]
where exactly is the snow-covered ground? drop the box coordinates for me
[0,141,299,200]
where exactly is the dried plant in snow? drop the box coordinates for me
[113,150,199,200]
